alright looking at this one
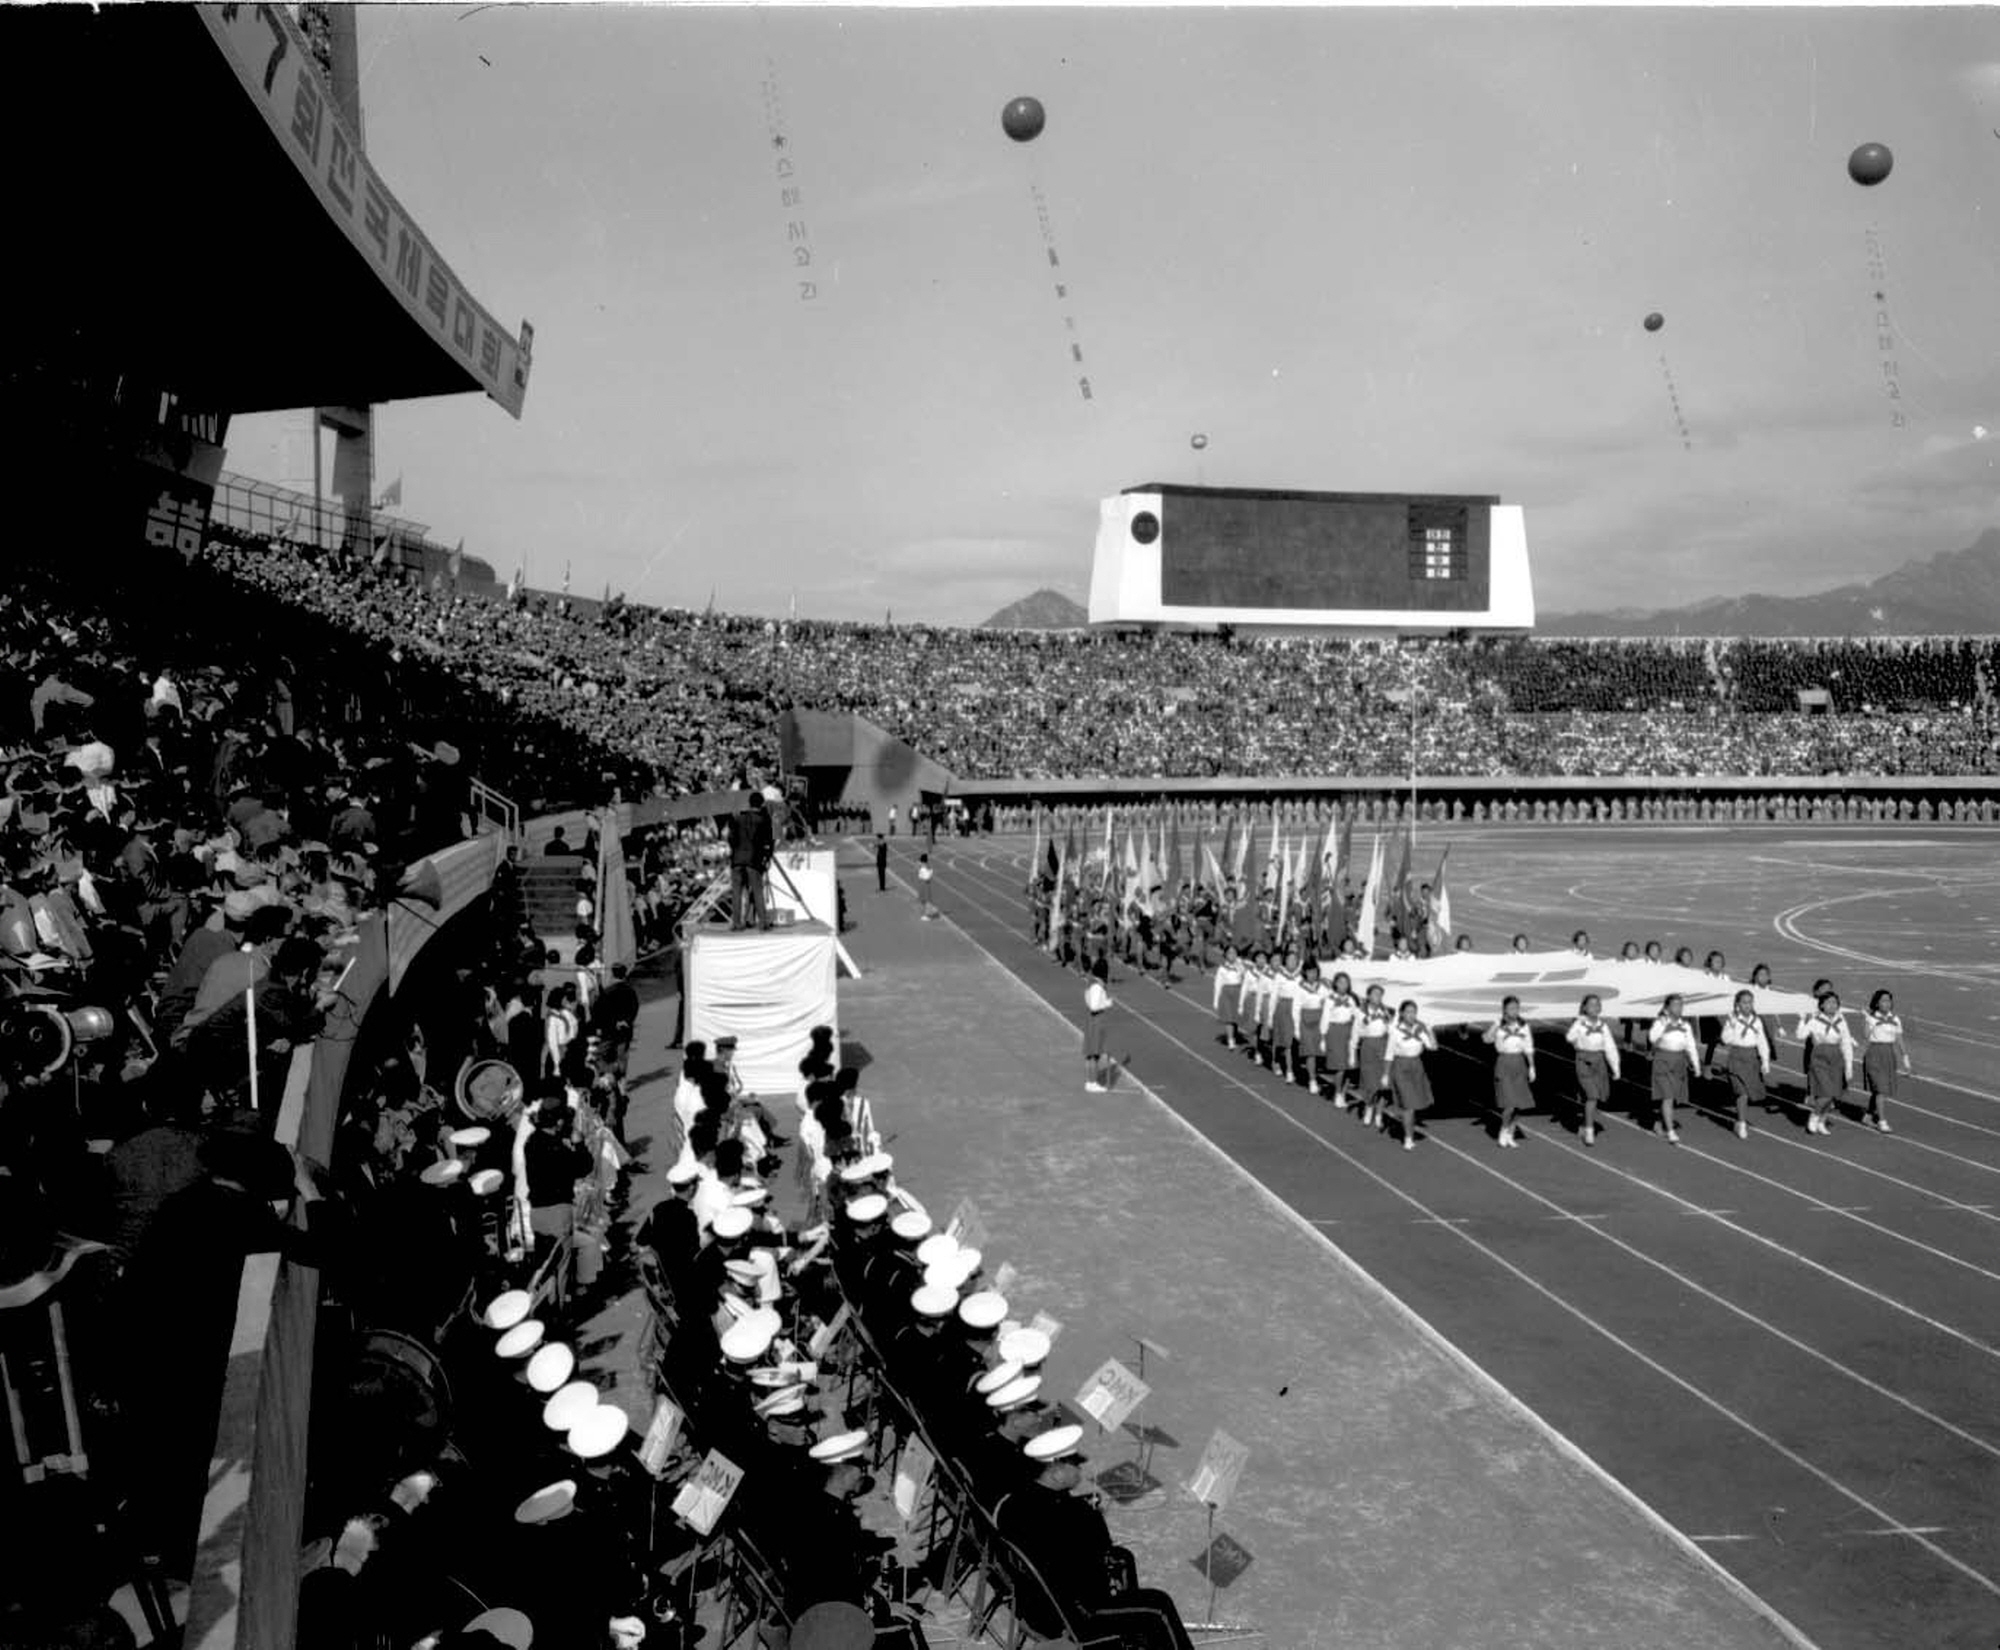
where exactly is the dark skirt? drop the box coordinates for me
[1084,1014,1108,1058]
[1390,1054,1432,1112]
[1651,1048,1690,1104]
[1807,1040,1846,1101]
[1725,1044,1765,1105]
[1357,1035,1389,1094]
[1574,1049,1611,1102]
[1493,1051,1533,1111]
[1862,1042,1899,1099]
[1321,1019,1353,1073]
[1272,998,1298,1045]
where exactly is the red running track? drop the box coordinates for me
[889,828,2000,1650]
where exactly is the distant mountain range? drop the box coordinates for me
[982,588,1088,629]
[1541,530,2000,637]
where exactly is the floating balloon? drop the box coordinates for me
[1002,96,1046,143]
[1847,142,1893,187]
[1190,433,1209,451]
[1643,312,1664,333]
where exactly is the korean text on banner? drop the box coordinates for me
[196,3,533,419]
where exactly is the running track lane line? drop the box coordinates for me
[923,860,2000,1608]
[869,855,1826,1650]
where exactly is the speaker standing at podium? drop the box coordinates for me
[728,793,773,931]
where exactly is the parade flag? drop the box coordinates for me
[1261,821,1281,898]
[1432,846,1454,937]
[563,559,572,595]
[1029,809,1043,888]
[1276,834,1293,937]
[1389,821,1414,936]
[1231,811,1252,885]
[1218,815,1238,892]
[1048,841,1067,956]
[1201,836,1225,896]
[448,539,464,583]
[1167,816,1186,897]
[1303,832,1325,953]
[1335,806,1355,895]
[376,474,403,508]
[1355,834,1386,958]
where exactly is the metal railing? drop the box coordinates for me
[467,776,520,842]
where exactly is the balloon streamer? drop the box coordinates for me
[1028,183,1096,403]
[760,61,820,302]
[1862,229,1908,430]
[1656,354,1693,451]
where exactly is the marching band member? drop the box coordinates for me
[1647,993,1697,1144]
[1350,983,1395,1128]
[1483,995,1536,1149]
[1860,989,1911,1133]
[1291,960,1328,1090]
[1213,943,1246,1050]
[1320,970,1359,1106]
[1564,994,1621,1146]
[1716,988,1771,1140]
[1798,990,1855,1134]
[1386,999,1438,1151]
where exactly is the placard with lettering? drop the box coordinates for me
[670,1449,744,1536]
[638,1397,684,1477]
[1186,1428,1249,1512]
[992,1261,1019,1297]
[1076,1357,1151,1433]
[1028,1311,1063,1345]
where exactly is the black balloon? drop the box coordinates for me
[1643,312,1664,333]
[1002,96,1046,143]
[1847,142,1893,187]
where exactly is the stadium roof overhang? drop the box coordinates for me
[6,5,531,419]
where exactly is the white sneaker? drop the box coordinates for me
[1403,1135,1415,1151]
[1874,1116,1892,1133]
[1083,1082,1107,1093]
[1736,1120,1749,1140]
[1668,1128,1682,1145]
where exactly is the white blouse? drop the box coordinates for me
[1799,1012,1855,1077]
[1387,1023,1436,1059]
[1565,1018,1623,1076]
[1488,1023,1535,1060]
[1864,1011,1904,1046]
[1648,1016,1698,1056]
[1718,1014,1772,1064]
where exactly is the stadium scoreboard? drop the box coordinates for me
[1087,484,1534,632]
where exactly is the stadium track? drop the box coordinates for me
[882,827,2000,1650]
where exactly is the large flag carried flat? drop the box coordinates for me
[1341,953,1817,1031]
[1355,834,1386,958]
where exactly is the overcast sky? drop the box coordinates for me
[225,5,2000,624]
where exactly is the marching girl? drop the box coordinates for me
[1319,971,1360,1106]
[1860,989,1911,1133]
[1565,994,1621,1146]
[1717,988,1772,1140]
[1268,949,1302,1082]
[1647,993,1697,1144]
[1483,995,1536,1149]
[1747,965,1784,1087]
[1350,983,1396,1128]
[1386,999,1438,1150]
[1213,943,1247,1050]
[1798,990,1856,1134]
[1803,979,1835,1089]
[1291,960,1329,1090]
[1243,949,1272,1066]
[1617,942,1645,1050]
[1388,929,1418,964]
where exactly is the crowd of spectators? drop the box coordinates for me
[196,533,2000,786]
